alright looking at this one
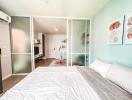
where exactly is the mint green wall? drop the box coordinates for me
[90,0,132,67]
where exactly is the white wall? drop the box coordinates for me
[0,21,12,79]
[45,34,67,59]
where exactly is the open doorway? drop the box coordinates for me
[33,18,67,68]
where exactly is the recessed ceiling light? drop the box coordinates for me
[54,27,59,32]
[43,0,50,4]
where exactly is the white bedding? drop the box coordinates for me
[0,67,101,100]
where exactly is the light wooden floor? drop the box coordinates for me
[2,75,26,95]
[35,58,55,68]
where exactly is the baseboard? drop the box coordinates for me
[2,74,12,80]
[12,73,29,76]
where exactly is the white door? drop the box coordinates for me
[46,35,67,59]
[48,39,58,58]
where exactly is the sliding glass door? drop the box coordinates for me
[11,16,32,73]
[68,19,90,66]
[10,17,90,72]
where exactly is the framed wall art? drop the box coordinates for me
[124,13,132,44]
[108,17,124,44]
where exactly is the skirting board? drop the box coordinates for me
[2,74,12,80]
[12,73,29,76]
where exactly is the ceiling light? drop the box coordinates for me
[43,0,50,4]
[54,27,59,32]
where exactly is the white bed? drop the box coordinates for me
[0,66,132,100]
[0,67,101,100]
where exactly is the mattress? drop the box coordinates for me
[77,67,132,100]
[0,66,132,100]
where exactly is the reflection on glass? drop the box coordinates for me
[12,54,32,73]
[11,16,32,73]
[11,17,31,53]
[72,54,85,66]
[86,54,89,66]
[72,20,86,53]
[86,20,90,52]
[69,20,90,66]
[68,54,72,66]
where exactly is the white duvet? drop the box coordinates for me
[0,67,101,100]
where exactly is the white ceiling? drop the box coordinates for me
[34,18,67,34]
[0,0,109,18]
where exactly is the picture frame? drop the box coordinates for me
[124,13,132,44]
[108,16,124,44]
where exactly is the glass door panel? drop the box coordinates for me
[11,17,31,53]
[12,54,31,73]
[86,21,90,65]
[86,20,90,52]
[11,16,32,73]
[68,19,90,66]
[86,54,89,66]
[71,20,86,53]
[72,54,86,66]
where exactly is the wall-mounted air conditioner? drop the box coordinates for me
[0,10,11,23]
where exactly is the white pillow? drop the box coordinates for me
[106,64,132,94]
[89,59,111,77]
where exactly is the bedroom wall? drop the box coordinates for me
[0,21,12,79]
[90,0,132,67]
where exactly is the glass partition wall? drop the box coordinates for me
[68,19,90,66]
[10,17,90,74]
[11,17,32,73]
